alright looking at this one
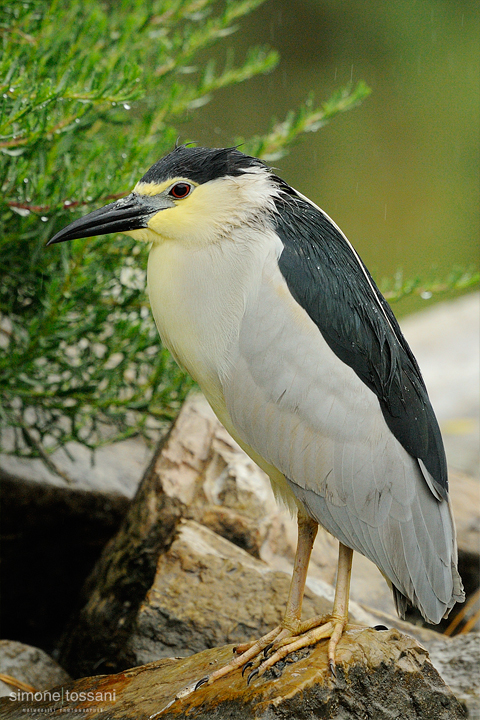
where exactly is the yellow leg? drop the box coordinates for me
[328,542,353,669]
[233,511,319,656]
[251,542,354,679]
[284,512,319,627]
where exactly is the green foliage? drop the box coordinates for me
[1,0,374,467]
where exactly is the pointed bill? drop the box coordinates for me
[47,193,173,245]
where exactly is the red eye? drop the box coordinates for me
[169,182,192,199]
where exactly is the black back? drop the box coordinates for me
[273,182,448,500]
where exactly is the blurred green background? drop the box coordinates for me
[186,0,479,315]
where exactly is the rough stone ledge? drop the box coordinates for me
[0,629,467,719]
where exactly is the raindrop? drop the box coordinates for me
[111,101,117,106]
[64,200,72,206]
[9,88,14,93]
[11,207,30,217]
[121,153,127,159]
[23,178,29,183]
[2,94,7,99]
[420,291,432,300]
[123,103,131,110]
[40,216,48,222]
[75,118,80,123]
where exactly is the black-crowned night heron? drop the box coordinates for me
[48,145,464,684]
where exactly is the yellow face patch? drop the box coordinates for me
[134,176,246,248]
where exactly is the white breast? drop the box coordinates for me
[147,226,284,415]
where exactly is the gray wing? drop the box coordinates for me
[222,254,463,623]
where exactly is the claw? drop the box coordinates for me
[194,676,209,691]
[247,668,259,685]
[263,642,274,658]
[241,661,254,678]
[328,659,336,678]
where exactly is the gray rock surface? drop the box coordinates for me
[0,436,152,497]
[56,389,478,684]
[424,632,480,719]
[0,641,70,698]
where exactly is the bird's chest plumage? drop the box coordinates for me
[147,231,282,414]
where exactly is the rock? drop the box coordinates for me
[146,393,480,624]
[449,469,480,607]
[0,641,70,698]
[128,519,334,665]
[450,469,480,559]
[445,469,480,634]
[56,392,479,678]
[0,630,467,719]
[400,293,480,479]
[152,393,400,618]
[157,393,283,557]
[424,632,480,720]
[0,435,152,497]
[58,396,380,677]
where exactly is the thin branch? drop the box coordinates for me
[20,423,75,485]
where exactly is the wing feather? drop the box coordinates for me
[222,255,463,621]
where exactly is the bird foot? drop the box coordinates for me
[245,613,349,681]
[193,614,350,692]
[195,625,285,688]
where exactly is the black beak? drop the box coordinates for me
[46,192,172,246]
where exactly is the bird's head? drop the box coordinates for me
[47,146,278,249]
